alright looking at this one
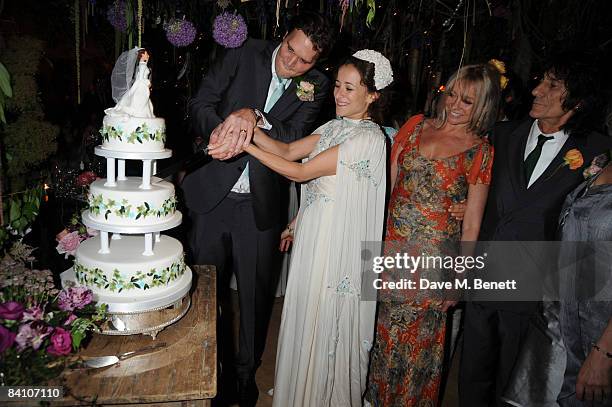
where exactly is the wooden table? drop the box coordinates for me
[57,265,216,406]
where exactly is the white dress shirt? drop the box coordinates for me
[231,45,292,193]
[524,120,569,187]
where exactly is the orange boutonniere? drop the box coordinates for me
[544,148,584,181]
[563,149,584,170]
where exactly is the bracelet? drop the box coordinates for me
[286,224,294,233]
[592,344,612,358]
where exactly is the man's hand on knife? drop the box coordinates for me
[208,108,257,160]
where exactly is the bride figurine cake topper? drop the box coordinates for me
[105,47,155,119]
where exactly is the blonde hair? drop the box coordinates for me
[433,63,501,136]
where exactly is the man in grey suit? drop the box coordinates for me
[181,12,333,407]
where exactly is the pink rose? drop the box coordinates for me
[0,325,16,353]
[296,81,316,102]
[15,321,52,351]
[22,305,44,321]
[0,301,25,320]
[46,327,72,356]
[299,81,314,93]
[57,287,93,311]
[55,228,69,242]
[56,231,82,258]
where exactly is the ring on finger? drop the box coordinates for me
[239,129,247,134]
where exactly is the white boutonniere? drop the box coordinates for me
[296,79,316,102]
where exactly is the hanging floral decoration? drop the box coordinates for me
[164,18,197,47]
[339,0,376,29]
[213,12,248,49]
[217,0,231,9]
[106,0,128,32]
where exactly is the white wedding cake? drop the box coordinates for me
[100,115,166,152]
[62,48,192,331]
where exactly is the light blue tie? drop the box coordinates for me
[264,76,286,113]
[233,76,287,193]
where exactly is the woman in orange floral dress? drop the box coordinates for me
[366,64,501,406]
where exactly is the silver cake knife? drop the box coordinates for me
[80,342,167,368]
[153,146,211,181]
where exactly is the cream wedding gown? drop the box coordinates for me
[272,117,386,407]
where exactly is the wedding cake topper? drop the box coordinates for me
[105,47,155,118]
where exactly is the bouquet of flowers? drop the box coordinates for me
[106,0,128,32]
[164,18,197,47]
[0,242,107,385]
[56,213,98,259]
[212,12,248,49]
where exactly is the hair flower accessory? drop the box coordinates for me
[296,80,316,102]
[488,59,509,90]
[352,49,393,90]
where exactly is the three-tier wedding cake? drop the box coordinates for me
[61,47,192,336]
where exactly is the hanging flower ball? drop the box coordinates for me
[213,12,248,49]
[164,18,197,47]
[106,0,128,32]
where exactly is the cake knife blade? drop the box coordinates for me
[81,342,167,368]
[153,146,211,181]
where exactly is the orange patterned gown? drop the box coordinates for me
[366,114,493,406]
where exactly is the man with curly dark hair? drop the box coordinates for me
[182,11,334,407]
[459,50,612,407]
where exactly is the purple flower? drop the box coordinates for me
[106,0,128,32]
[22,305,44,322]
[57,287,93,311]
[0,325,16,353]
[63,314,77,326]
[0,301,25,320]
[15,321,52,351]
[164,18,197,47]
[46,327,72,356]
[213,12,248,49]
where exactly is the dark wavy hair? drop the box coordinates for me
[337,56,389,124]
[542,51,606,137]
[288,12,334,59]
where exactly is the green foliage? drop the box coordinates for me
[0,187,43,250]
[0,348,65,386]
[0,36,58,192]
[0,62,13,124]
[3,115,58,180]
[366,0,376,27]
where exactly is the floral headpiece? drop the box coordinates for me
[352,49,394,90]
[488,59,509,90]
